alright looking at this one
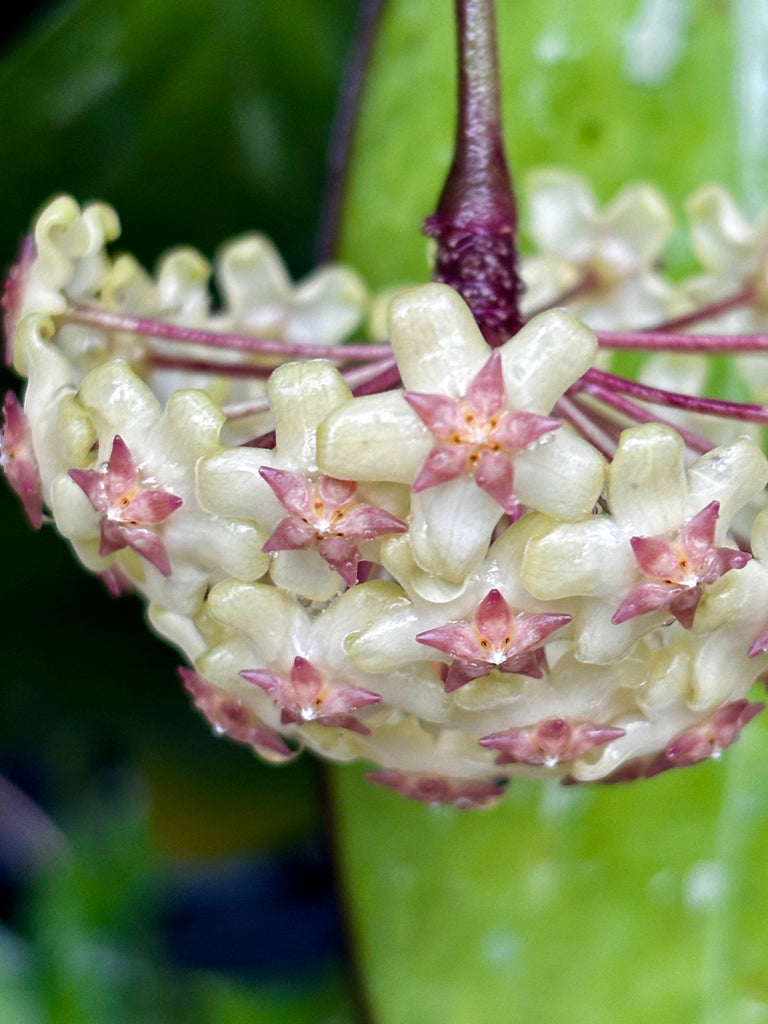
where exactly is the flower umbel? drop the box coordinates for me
[7,0,768,806]
[5,188,768,804]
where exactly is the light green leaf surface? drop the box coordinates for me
[333,2,768,1022]
[332,715,768,1024]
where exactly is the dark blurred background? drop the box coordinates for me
[0,1,363,1020]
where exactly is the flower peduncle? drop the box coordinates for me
[422,0,524,346]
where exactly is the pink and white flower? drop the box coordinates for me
[479,718,626,767]
[612,500,750,628]
[318,283,605,581]
[259,467,406,587]
[69,434,182,577]
[416,588,571,692]
[523,423,768,662]
[241,656,381,735]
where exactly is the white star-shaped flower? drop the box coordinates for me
[317,283,605,583]
[522,423,768,662]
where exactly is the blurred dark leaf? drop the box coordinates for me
[0,0,357,273]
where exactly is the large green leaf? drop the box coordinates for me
[332,2,768,1022]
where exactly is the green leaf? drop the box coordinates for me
[332,2,768,1022]
[332,712,768,1024]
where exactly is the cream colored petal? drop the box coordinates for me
[148,603,209,662]
[207,579,303,658]
[165,512,269,582]
[155,247,211,318]
[23,196,119,316]
[49,473,100,543]
[690,629,761,711]
[215,234,293,317]
[196,447,277,523]
[514,429,605,519]
[77,361,162,456]
[13,314,74,393]
[158,389,225,468]
[380,535,470,604]
[522,518,633,599]
[388,283,489,395]
[318,580,409,658]
[607,423,686,534]
[571,598,651,665]
[347,602,442,673]
[408,478,500,583]
[751,506,768,561]
[602,184,674,267]
[525,169,597,262]
[268,360,352,469]
[102,252,155,309]
[686,435,768,532]
[685,185,754,274]
[56,395,98,470]
[287,266,369,346]
[500,309,597,412]
[372,664,452,724]
[317,391,430,482]
[270,549,343,603]
[18,321,85,490]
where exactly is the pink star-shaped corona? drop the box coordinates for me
[416,588,571,692]
[69,434,182,577]
[179,667,294,760]
[1,391,43,529]
[240,655,381,734]
[612,500,751,629]
[645,699,764,777]
[479,718,626,767]
[366,770,508,808]
[404,351,560,517]
[259,466,407,587]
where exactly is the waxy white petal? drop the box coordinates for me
[268,360,351,469]
[513,428,605,519]
[408,478,501,583]
[500,309,598,412]
[388,283,489,394]
[317,391,430,482]
[608,424,687,534]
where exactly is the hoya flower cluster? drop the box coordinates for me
[4,182,768,808]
